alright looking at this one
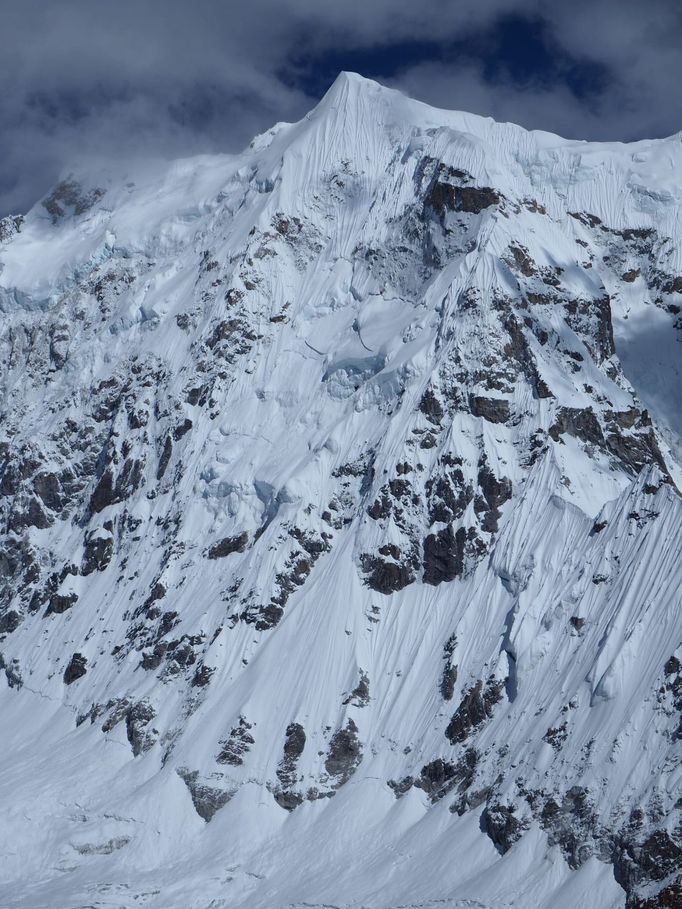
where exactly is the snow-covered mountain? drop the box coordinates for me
[1,72,681,909]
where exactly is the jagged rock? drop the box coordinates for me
[49,324,70,369]
[282,722,306,761]
[614,829,682,896]
[536,786,605,868]
[343,670,370,707]
[413,759,457,802]
[173,418,193,440]
[424,167,502,218]
[628,882,682,908]
[73,836,130,855]
[419,388,444,424]
[423,524,465,585]
[569,616,586,635]
[426,470,474,524]
[63,653,88,685]
[163,636,202,675]
[550,406,668,476]
[440,634,458,700]
[32,472,64,510]
[367,487,392,520]
[550,406,604,445]
[125,701,157,756]
[191,664,214,687]
[0,610,21,635]
[502,314,553,398]
[240,602,284,630]
[388,776,414,798]
[469,396,510,424]
[271,551,316,607]
[207,532,249,559]
[658,656,682,741]
[141,643,167,671]
[445,678,505,744]
[475,464,512,533]
[273,789,304,810]
[9,495,52,531]
[100,698,131,733]
[564,294,615,362]
[360,554,415,593]
[89,458,144,514]
[505,243,537,277]
[661,276,682,295]
[325,719,362,785]
[481,803,529,854]
[46,592,79,616]
[274,722,307,809]
[178,769,234,822]
[605,429,667,476]
[144,581,167,610]
[43,179,104,222]
[1,654,23,688]
[607,408,643,430]
[81,531,114,575]
[157,436,173,480]
[289,527,332,558]
[216,716,254,765]
[0,214,23,242]
[413,755,479,803]
[543,721,569,750]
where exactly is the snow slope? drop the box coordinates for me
[0,73,681,909]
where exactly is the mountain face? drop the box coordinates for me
[1,72,681,909]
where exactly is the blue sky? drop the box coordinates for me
[1,0,680,217]
[284,14,610,102]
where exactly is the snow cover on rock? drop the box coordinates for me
[0,73,681,909]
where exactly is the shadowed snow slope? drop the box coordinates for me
[0,73,681,909]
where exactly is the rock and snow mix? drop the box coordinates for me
[0,73,681,909]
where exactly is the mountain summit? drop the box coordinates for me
[1,76,681,909]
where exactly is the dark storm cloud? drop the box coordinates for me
[1,0,680,217]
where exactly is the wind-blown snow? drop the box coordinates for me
[0,73,680,909]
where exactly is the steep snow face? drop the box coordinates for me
[0,73,681,909]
